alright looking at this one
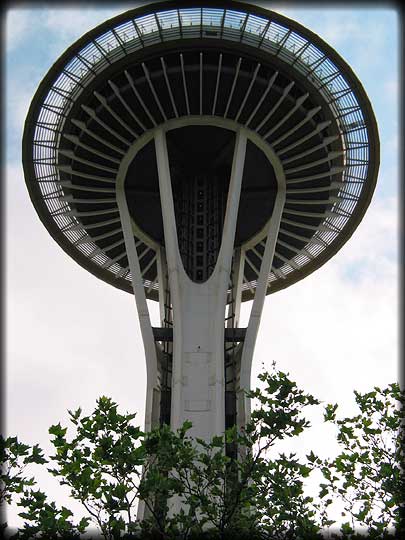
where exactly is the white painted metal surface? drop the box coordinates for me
[116,117,285,457]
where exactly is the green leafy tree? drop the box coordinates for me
[0,436,47,505]
[245,369,325,539]
[0,436,88,538]
[1,369,403,539]
[138,368,326,539]
[314,383,405,538]
[47,396,145,539]
[13,489,89,540]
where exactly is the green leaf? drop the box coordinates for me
[324,403,338,422]
[48,423,67,437]
[306,450,318,463]
[77,516,90,533]
[211,435,223,447]
[340,521,354,534]
[60,506,73,520]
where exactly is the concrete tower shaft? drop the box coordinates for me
[115,117,285,440]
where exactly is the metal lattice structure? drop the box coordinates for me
[23,0,379,303]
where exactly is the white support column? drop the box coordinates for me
[228,247,245,329]
[115,118,285,439]
[209,129,247,437]
[115,116,285,520]
[154,128,185,435]
[154,127,247,441]
[238,186,286,423]
[116,174,161,522]
[216,130,247,283]
[116,182,160,432]
[156,247,169,327]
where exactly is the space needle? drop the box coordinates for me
[22,0,379,505]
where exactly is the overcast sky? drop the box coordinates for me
[5,1,399,530]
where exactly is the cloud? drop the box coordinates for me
[40,6,130,47]
[249,190,398,411]
[261,4,397,85]
[335,194,398,277]
[4,9,30,53]
[5,79,36,140]
[383,79,399,104]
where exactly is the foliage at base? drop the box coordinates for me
[1,367,403,539]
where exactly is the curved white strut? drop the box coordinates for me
[116,116,285,519]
